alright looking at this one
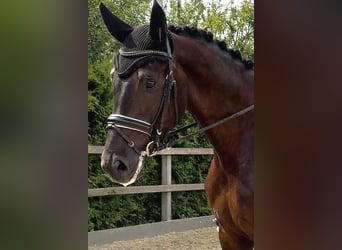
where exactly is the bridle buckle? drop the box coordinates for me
[145,141,159,157]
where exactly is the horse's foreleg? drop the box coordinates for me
[205,154,253,250]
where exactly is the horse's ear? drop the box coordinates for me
[99,2,133,43]
[149,0,168,45]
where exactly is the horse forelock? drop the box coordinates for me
[168,25,254,71]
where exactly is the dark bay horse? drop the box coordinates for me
[99,1,254,249]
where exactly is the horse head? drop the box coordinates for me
[99,1,185,186]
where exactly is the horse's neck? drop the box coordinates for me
[173,35,254,173]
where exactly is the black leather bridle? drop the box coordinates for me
[105,33,255,159]
[106,35,177,158]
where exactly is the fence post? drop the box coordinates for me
[161,154,172,221]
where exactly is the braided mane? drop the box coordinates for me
[168,25,254,70]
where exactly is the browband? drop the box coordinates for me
[119,49,171,58]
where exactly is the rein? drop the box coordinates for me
[161,104,254,149]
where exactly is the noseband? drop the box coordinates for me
[106,36,177,158]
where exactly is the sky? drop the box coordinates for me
[200,0,249,7]
[204,0,241,6]
[153,0,254,17]
[158,0,253,8]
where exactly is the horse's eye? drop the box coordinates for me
[146,79,156,88]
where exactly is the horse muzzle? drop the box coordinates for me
[101,151,144,186]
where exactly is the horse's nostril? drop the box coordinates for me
[113,160,128,171]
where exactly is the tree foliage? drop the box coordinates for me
[88,0,254,231]
[165,0,254,59]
